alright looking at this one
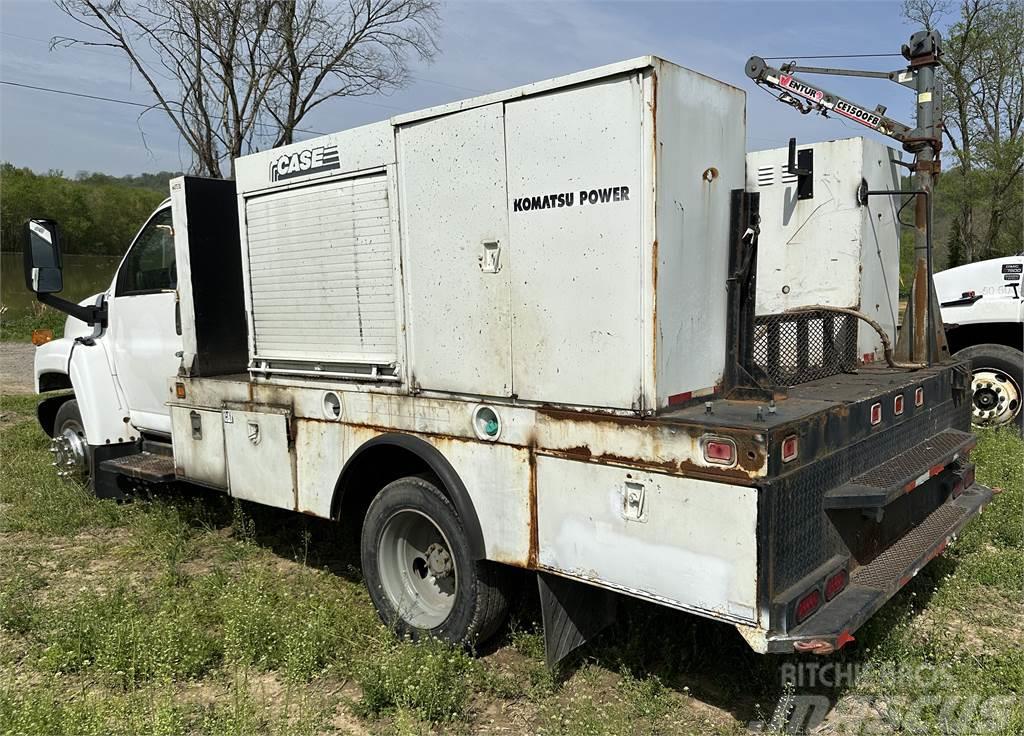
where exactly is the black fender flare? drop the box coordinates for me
[332,432,486,560]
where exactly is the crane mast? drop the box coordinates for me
[746,30,947,364]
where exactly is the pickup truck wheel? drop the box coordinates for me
[955,344,1023,432]
[51,400,92,483]
[361,476,509,647]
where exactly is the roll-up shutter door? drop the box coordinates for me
[244,173,397,367]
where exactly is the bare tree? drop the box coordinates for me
[54,0,440,177]
[904,0,1024,264]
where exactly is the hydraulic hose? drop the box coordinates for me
[783,304,926,370]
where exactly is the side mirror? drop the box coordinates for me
[23,219,64,294]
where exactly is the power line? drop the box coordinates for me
[2,30,483,99]
[1,79,330,136]
[760,53,905,60]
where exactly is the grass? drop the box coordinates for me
[0,302,66,342]
[1,392,1022,734]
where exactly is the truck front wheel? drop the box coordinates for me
[955,344,1023,432]
[360,476,510,647]
[51,399,92,483]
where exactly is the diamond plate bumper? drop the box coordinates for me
[765,482,992,654]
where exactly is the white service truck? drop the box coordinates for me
[24,55,992,663]
[934,256,1024,431]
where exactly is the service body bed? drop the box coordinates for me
[162,55,991,656]
[169,360,990,652]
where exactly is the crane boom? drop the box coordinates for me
[744,29,947,365]
[744,57,913,143]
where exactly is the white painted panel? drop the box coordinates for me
[653,62,746,406]
[398,103,512,397]
[425,438,532,566]
[244,174,397,365]
[748,137,901,360]
[170,407,227,488]
[295,419,345,517]
[223,408,295,508]
[505,74,644,409]
[536,457,758,622]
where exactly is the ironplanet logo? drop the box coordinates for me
[779,74,824,102]
[269,144,340,182]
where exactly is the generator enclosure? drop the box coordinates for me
[747,137,901,363]
[231,57,746,412]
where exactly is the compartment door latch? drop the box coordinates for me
[478,241,501,273]
[622,480,647,522]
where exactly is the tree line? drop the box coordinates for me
[0,164,176,256]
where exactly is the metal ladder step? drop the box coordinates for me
[824,429,975,510]
[99,452,176,483]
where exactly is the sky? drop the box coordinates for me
[0,0,931,176]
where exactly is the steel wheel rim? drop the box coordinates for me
[51,420,88,480]
[377,509,458,629]
[971,368,1021,427]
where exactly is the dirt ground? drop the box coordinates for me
[1,342,35,394]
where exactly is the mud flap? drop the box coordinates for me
[538,572,617,668]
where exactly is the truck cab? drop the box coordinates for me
[33,200,181,487]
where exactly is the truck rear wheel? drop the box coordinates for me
[955,344,1023,432]
[360,476,509,647]
[51,399,92,484]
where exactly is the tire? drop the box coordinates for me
[955,343,1023,433]
[51,399,93,484]
[360,476,510,647]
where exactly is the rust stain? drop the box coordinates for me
[650,68,659,392]
[527,449,539,568]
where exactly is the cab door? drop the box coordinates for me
[107,207,182,435]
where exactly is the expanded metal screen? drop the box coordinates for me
[752,310,858,386]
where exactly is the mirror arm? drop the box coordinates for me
[37,293,108,327]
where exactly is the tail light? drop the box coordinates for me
[825,569,848,600]
[894,395,904,415]
[781,435,799,463]
[870,402,882,425]
[795,588,822,623]
[915,387,925,407]
[702,437,736,466]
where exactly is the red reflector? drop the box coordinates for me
[703,437,736,465]
[795,589,821,623]
[825,569,848,601]
[915,387,924,407]
[870,402,882,425]
[894,395,904,415]
[782,435,799,463]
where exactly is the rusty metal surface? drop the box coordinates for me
[765,395,964,595]
[853,429,971,490]
[852,503,963,590]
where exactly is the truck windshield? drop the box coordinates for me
[116,208,176,295]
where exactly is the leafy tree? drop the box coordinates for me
[904,0,1024,266]
[0,164,173,256]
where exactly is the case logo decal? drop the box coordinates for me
[270,144,340,182]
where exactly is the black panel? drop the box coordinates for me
[181,177,247,376]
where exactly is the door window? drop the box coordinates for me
[116,208,176,295]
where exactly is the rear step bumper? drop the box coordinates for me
[766,483,993,654]
[824,429,976,510]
